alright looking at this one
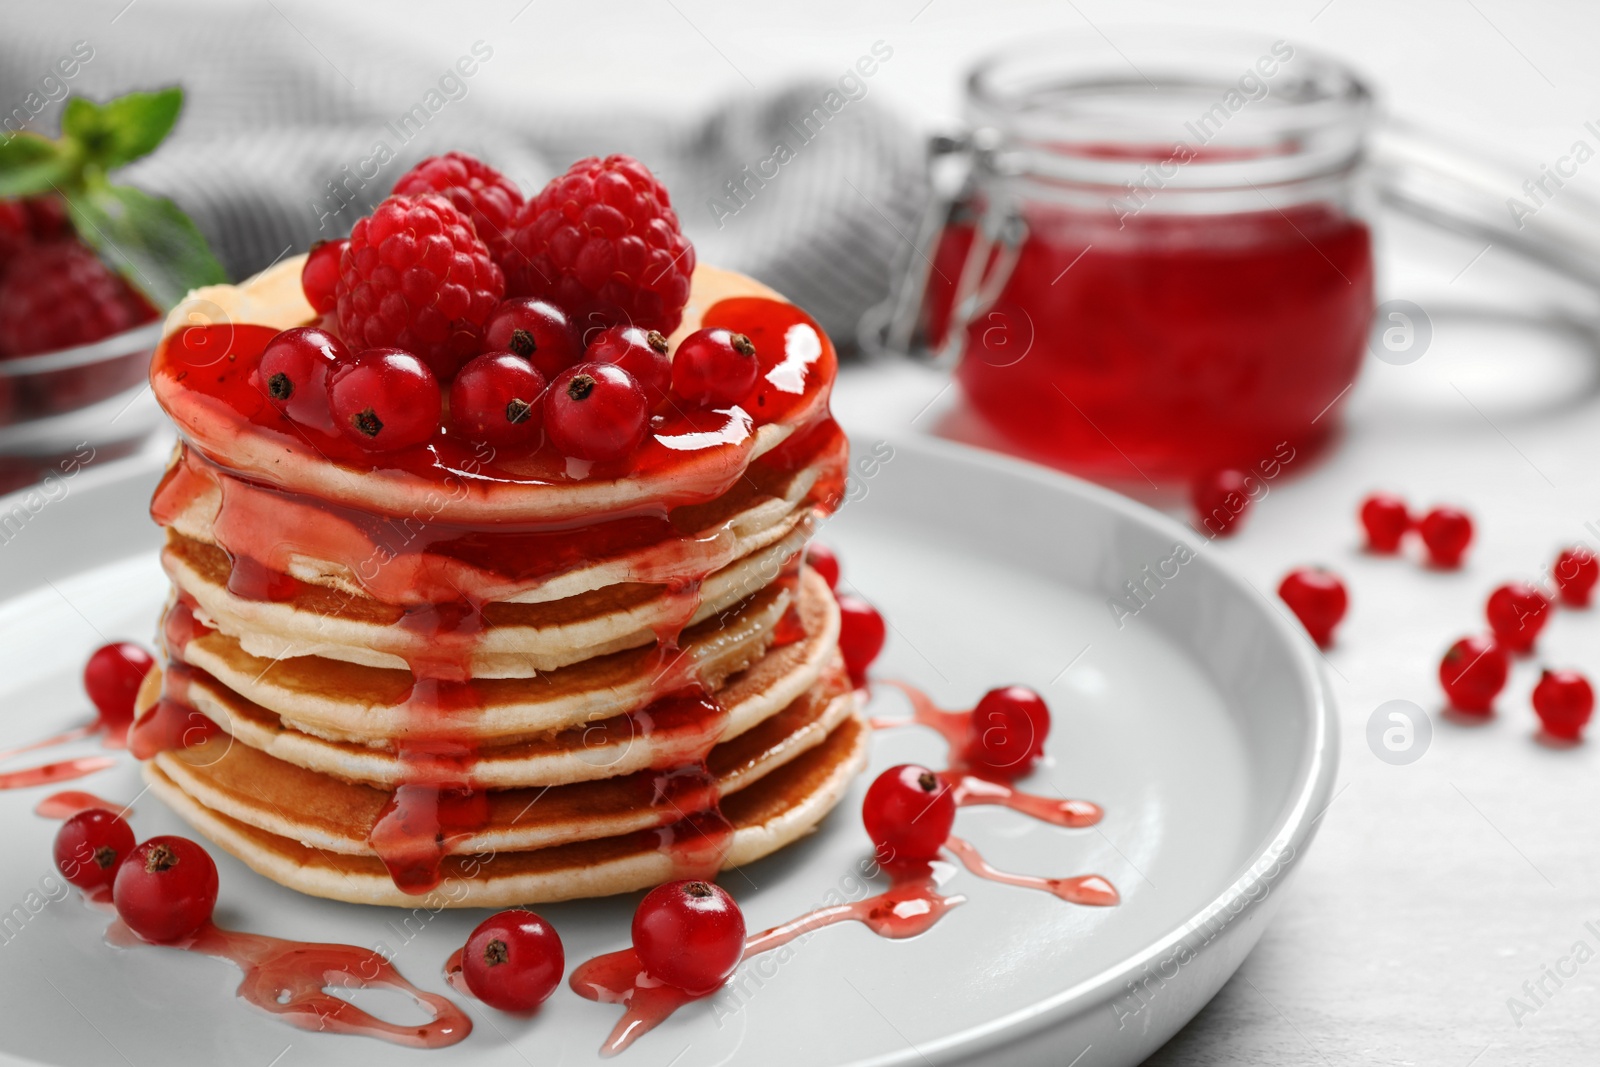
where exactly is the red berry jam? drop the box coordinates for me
[936,206,1373,482]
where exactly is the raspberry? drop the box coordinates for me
[506,154,694,335]
[334,194,505,380]
[392,152,525,271]
[0,241,155,357]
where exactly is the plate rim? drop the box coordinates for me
[827,433,1339,1066]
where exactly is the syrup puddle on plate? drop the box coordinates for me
[570,679,1120,1056]
[37,795,471,1047]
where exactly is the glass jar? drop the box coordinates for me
[900,31,1375,484]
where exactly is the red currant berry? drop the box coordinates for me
[1359,493,1411,553]
[83,642,155,735]
[53,809,135,890]
[862,764,955,864]
[543,362,648,462]
[258,326,347,429]
[1438,635,1508,715]
[1485,582,1550,655]
[300,239,346,315]
[806,543,840,590]
[460,909,565,1013]
[1419,507,1473,568]
[326,348,441,452]
[585,325,671,409]
[1532,669,1595,741]
[671,328,759,408]
[836,594,886,687]
[112,836,219,943]
[1192,469,1252,538]
[1277,567,1349,647]
[631,880,746,995]
[484,298,581,382]
[966,686,1051,777]
[449,352,546,452]
[1553,547,1600,607]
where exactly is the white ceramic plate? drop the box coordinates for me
[0,434,1335,1067]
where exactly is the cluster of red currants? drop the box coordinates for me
[1359,492,1473,568]
[1437,544,1598,741]
[259,303,761,464]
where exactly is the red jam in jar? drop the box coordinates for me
[913,32,1375,484]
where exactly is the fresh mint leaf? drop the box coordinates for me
[61,88,183,172]
[0,133,74,198]
[67,182,226,308]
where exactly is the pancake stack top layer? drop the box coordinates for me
[137,254,863,908]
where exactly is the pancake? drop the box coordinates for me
[174,572,841,783]
[142,708,870,908]
[163,518,812,676]
[153,664,855,856]
[143,254,861,907]
[157,262,834,525]
[154,441,831,609]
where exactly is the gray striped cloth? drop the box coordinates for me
[0,6,928,354]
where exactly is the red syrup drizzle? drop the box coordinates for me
[128,596,223,762]
[0,659,161,791]
[571,861,964,1056]
[99,919,471,1047]
[368,600,491,896]
[562,676,1122,1055]
[33,801,471,1046]
[873,679,1104,829]
[34,791,129,819]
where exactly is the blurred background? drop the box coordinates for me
[3,0,1599,499]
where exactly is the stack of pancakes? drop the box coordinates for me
[136,260,866,908]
